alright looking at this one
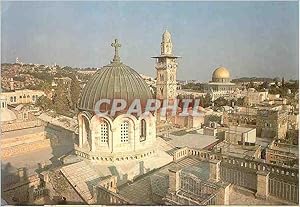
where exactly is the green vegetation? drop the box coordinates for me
[213,97,229,107]
[69,74,81,110]
[182,83,203,91]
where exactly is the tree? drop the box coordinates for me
[247,81,255,89]
[70,74,81,110]
[201,94,212,108]
[213,97,229,107]
[236,97,245,106]
[281,77,285,88]
[35,96,53,111]
[53,83,71,115]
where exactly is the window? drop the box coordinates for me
[13,96,16,102]
[100,122,109,143]
[32,95,36,101]
[23,112,28,120]
[140,119,146,141]
[160,74,164,81]
[120,122,129,143]
[10,97,13,102]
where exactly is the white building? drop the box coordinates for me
[0,89,45,105]
[202,67,236,101]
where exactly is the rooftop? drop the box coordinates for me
[165,131,219,149]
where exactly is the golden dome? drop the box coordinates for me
[212,67,230,82]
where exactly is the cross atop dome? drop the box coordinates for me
[111,39,122,63]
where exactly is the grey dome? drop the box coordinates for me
[79,59,153,113]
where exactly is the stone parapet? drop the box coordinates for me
[256,170,270,199]
[168,166,182,193]
[1,139,51,159]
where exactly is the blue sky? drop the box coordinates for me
[1,1,298,81]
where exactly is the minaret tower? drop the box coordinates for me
[152,30,180,101]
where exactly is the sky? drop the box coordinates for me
[1,1,299,81]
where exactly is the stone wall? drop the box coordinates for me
[2,171,43,205]
[1,120,42,132]
[172,147,299,204]
[95,186,130,205]
[256,109,288,139]
[1,131,51,158]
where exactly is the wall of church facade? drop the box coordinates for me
[76,112,157,161]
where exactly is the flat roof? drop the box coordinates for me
[167,132,218,149]
[215,141,260,158]
[227,126,255,134]
[256,137,273,148]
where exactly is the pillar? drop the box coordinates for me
[18,168,25,181]
[110,127,115,153]
[28,186,35,203]
[216,182,231,205]
[255,170,270,199]
[40,171,49,183]
[78,119,83,148]
[168,166,181,193]
[91,129,95,152]
[209,160,221,182]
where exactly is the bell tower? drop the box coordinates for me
[152,30,180,101]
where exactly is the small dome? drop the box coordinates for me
[162,29,171,40]
[212,67,230,82]
[0,108,17,122]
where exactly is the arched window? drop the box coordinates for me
[23,112,28,120]
[10,97,13,102]
[100,122,109,143]
[160,74,164,81]
[140,119,146,142]
[120,122,129,143]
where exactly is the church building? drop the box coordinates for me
[75,39,158,162]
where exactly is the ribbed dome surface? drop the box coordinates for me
[79,61,153,112]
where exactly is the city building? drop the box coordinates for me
[256,108,288,139]
[242,88,269,106]
[0,95,50,159]
[265,140,298,167]
[0,89,45,105]
[202,67,236,101]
